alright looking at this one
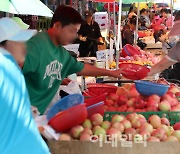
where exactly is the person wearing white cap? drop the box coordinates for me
[0,18,50,154]
[149,11,180,76]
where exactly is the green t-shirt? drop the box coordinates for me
[23,32,84,114]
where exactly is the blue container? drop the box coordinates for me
[135,80,170,96]
[47,94,84,120]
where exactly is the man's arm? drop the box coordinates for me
[77,64,122,78]
[148,56,176,76]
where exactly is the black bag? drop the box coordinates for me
[137,38,147,50]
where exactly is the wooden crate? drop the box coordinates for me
[48,140,180,154]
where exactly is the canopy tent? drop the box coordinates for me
[0,0,53,17]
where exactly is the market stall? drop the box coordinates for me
[1,1,180,154]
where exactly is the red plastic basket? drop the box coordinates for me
[87,83,118,96]
[48,104,87,132]
[121,44,142,57]
[87,102,105,118]
[85,93,107,107]
[119,63,150,80]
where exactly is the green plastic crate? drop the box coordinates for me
[104,111,180,125]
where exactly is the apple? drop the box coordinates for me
[107,106,116,112]
[131,117,141,129]
[165,136,179,142]
[82,119,92,129]
[162,94,178,107]
[148,136,160,142]
[117,95,128,106]
[166,92,176,98]
[111,114,124,124]
[174,122,180,130]
[108,93,119,102]
[70,125,84,139]
[160,118,170,126]
[107,128,121,139]
[139,123,153,134]
[126,113,137,122]
[94,127,106,137]
[80,133,91,141]
[103,105,108,112]
[168,86,180,94]
[148,94,160,103]
[125,128,136,136]
[127,98,136,107]
[138,117,147,126]
[121,119,132,129]
[105,99,114,107]
[116,87,126,96]
[134,97,147,109]
[160,124,169,136]
[172,130,180,141]
[175,92,180,97]
[124,85,139,99]
[59,134,71,141]
[171,107,180,112]
[147,99,159,110]
[148,115,161,129]
[113,101,119,108]
[92,126,101,134]
[159,100,171,111]
[90,113,103,126]
[111,123,125,133]
[140,130,151,139]
[123,83,132,90]
[167,126,174,137]
[135,109,144,112]
[147,106,158,112]
[100,121,111,131]
[80,128,93,136]
[126,107,135,112]
[117,105,128,112]
[151,128,166,140]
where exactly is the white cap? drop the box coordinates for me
[0,17,37,43]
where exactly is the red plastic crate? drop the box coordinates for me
[87,83,118,96]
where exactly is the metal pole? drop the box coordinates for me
[116,0,122,69]
[171,0,174,28]
[135,2,140,45]
[113,2,117,48]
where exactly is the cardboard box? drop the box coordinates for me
[48,140,180,154]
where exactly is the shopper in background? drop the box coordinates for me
[161,8,174,30]
[122,17,137,47]
[22,5,123,115]
[140,8,151,29]
[78,10,103,57]
[0,18,50,154]
[149,11,180,79]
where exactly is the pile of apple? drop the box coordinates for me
[59,113,180,142]
[104,82,180,112]
[120,51,160,66]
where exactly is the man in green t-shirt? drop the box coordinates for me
[23,5,122,114]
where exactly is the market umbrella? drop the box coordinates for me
[0,0,53,17]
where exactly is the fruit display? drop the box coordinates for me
[58,113,180,142]
[119,52,160,67]
[103,79,180,112]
